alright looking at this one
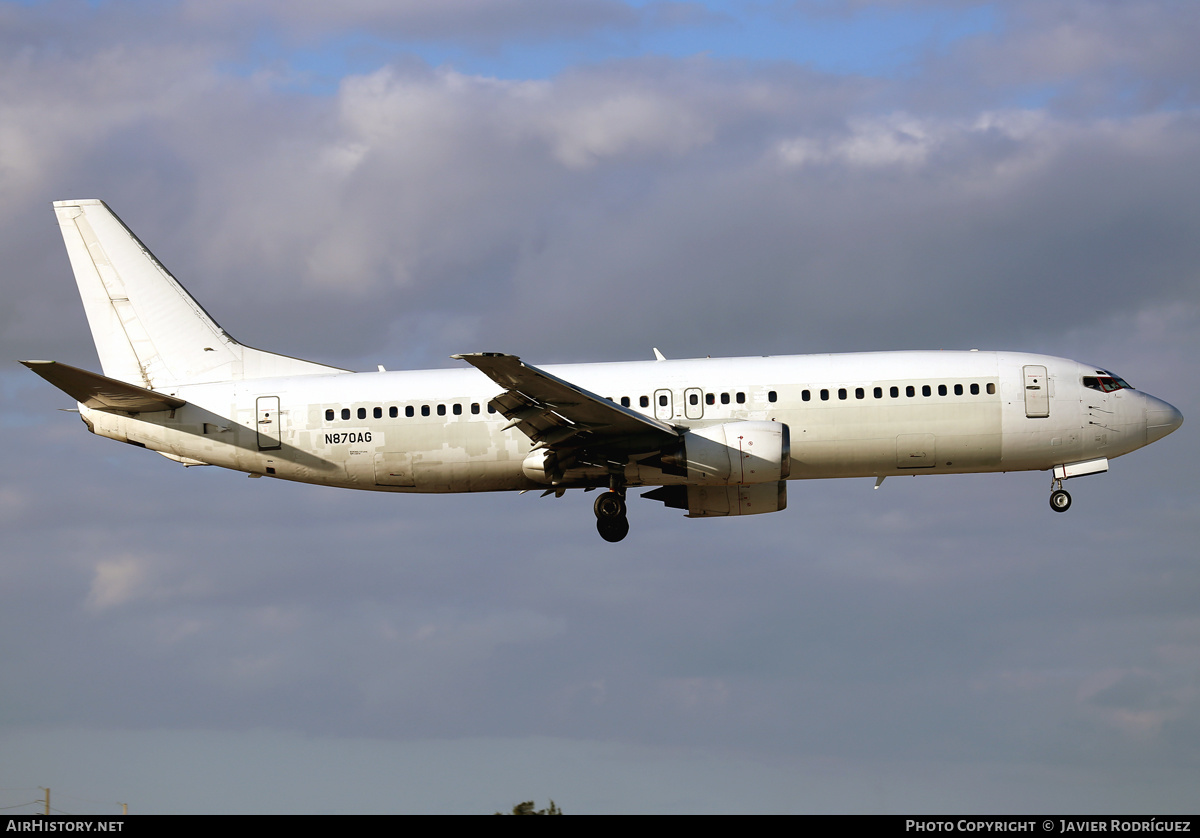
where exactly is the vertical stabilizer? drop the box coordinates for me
[53,200,342,387]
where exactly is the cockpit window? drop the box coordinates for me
[1103,370,1133,390]
[1083,375,1131,393]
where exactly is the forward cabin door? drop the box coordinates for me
[256,396,282,450]
[1023,365,1050,418]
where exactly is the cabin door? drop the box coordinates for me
[1023,365,1050,418]
[256,396,282,450]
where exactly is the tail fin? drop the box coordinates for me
[53,200,343,388]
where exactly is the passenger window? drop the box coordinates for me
[437,404,446,416]
[389,406,398,418]
[855,387,864,399]
[890,386,899,398]
[970,383,979,395]
[721,393,730,404]
[802,390,811,402]
[838,388,847,400]
[768,390,777,403]
[658,394,668,407]
[906,386,915,397]
[421,405,430,417]
[736,392,746,404]
[987,383,996,394]
[640,396,650,408]
[689,393,699,406]
[954,384,963,396]
[706,393,715,405]
[357,407,367,419]
[621,397,630,407]
[922,385,931,397]
[453,403,462,415]
[471,403,480,414]
[406,406,415,417]
[325,409,334,421]
[341,408,350,420]
[937,385,947,396]
[820,389,829,401]
[373,407,382,419]
[873,387,882,399]
[487,404,497,414]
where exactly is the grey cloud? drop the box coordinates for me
[906,0,1200,114]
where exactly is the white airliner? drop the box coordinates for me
[23,200,1184,542]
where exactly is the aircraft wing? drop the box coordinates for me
[20,360,186,412]
[453,352,679,455]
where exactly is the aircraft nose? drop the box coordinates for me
[1145,396,1184,444]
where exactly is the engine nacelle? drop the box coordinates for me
[661,421,790,485]
[687,481,787,517]
[643,481,788,517]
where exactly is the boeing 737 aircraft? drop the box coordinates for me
[23,200,1184,541]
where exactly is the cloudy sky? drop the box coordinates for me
[1,0,1197,815]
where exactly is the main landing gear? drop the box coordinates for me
[594,487,629,543]
[1049,477,1072,513]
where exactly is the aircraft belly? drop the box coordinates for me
[783,402,1002,477]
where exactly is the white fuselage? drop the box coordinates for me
[77,349,1179,493]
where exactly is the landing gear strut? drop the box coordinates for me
[594,479,629,543]
[1049,478,1072,513]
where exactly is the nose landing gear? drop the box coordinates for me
[594,485,629,543]
[1049,477,1072,513]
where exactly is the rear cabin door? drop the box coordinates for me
[1023,365,1050,418]
[256,396,282,450]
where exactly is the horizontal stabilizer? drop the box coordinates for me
[20,360,186,413]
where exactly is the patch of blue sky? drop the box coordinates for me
[628,1,1001,77]
[1,371,64,429]
[218,1,1000,91]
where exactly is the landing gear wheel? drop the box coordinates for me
[594,490,629,542]
[594,491,627,520]
[596,515,630,543]
[1049,489,1072,513]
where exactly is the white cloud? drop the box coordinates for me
[86,555,153,612]
[540,90,715,168]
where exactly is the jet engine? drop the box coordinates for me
[659,420,790,485]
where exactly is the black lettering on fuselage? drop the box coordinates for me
[324,431,372,445]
